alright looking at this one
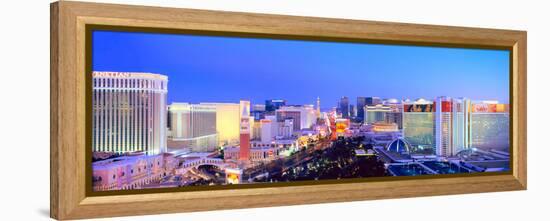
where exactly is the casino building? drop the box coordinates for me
[469,101,510,152]
[92,71,168,155]
[167,103,218,152]
[402,98,435,154]
[364,104,391,124]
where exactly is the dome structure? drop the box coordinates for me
[415,98,431,104]
[385,98,400,104]
[386,138,412,154]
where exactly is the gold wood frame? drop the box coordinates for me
[50,1,527,220]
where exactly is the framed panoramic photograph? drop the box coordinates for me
[50,1,527,220]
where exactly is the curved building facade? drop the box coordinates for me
[92,72,168,155]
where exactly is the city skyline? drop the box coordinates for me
[92,31,510,109]
[90,30,511,191]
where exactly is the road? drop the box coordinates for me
[245,138,334,181]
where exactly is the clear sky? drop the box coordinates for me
[92,30,509,109]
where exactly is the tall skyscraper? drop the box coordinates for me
[451,98,471,153]
[239,100,251,160]
[356,97,367,121]
[339,96,350,118]
[434,97,476,157]
[434,96,453,157]
[92,72,167,155]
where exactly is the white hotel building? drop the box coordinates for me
[92,71,168,155]
[168,103,218,152]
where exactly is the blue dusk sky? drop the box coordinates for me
[92,30,509,109]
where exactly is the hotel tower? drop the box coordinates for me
[92,71,168,155]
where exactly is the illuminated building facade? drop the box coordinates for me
[276,106,316,130]
[372,122,399,132]
[201,103,241,146]
[278,119,294,138]
[168,103,218,152]
[402,99,435,154]
[383,98,403,129]
[224,140,299,162]
[251,120,262,140]
[92,71,168,155]
[451,98,471,154]
[260,119,275,143]
[225,168,243,184]
[92,154,173,191]
[365,104,391,124]
[335,118,350,136]
[469,102,510,152]
[434,97,454,156]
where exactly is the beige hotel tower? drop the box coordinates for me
[92,71,168,155]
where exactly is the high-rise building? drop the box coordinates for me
[356,97,367,121]
[349,104,356,118]
[434,97,473,157]
[265,99,286,112]
[251,120,262,140]
[278,119,294,138]
[383,98,403,129]
[402,99,434,154]
[303,104,317,128]
[339,96,350,118]
[434,97,508,157]
[276,105,316,130]
[92,72,167,155]
[239,100,251,160]
[251,104,267,120]
[451,98,471,153]
[201,103,241,146]
[469,101,510,152]
[434,97,453,156]
[260,119,274,143]
[168,103,218,152]
[276,108,300,131]
[364,104,391,124]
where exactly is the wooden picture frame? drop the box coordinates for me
[50,1,527,220]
